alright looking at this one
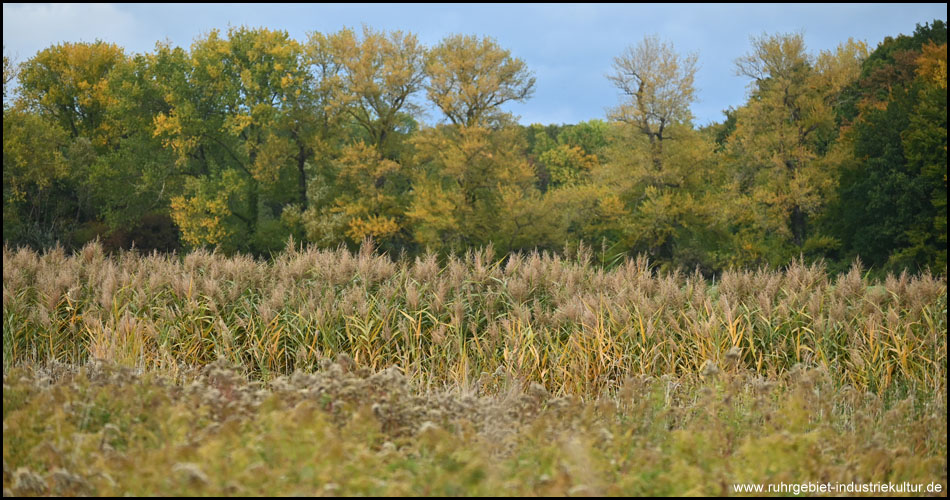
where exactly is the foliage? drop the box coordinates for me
[824,21,947,274]
[426,34,535,128]
[723,33,867,266]
[2,22,946,275]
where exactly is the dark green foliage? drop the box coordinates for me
[824,20,947,274]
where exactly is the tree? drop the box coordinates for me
[2,105,71,246]
[825,21,947,273]
[327,26,427,158]
[299,141,410,252]
[17,41,128,147]
[10,41,143,249]
[426,34,535,128]
[604,37,723,269]
[407,124,538,253]
[597,119,721,270]
[154,27,317,254]
[607,35,698,173]
[3,49,16,107]
[724,32,866,264]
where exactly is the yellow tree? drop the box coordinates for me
[725,33,866,263]
[405,34,543,254]
[17,41,128,147]
[603,36,723,268]
[407,124,539,253]
[299,141,409,250]
[327,26,427,158]
[426,34,535,128]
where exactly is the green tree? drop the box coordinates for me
[154,27,316,254]
[826,21,947,273]
[2,106,71,247]
[10,41,141,248]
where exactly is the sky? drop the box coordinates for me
[3,3,947,127]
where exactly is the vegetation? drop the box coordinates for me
[2,243,947,496]
[3,21,946,275]
[3,17,947,497]
[3,358,945,496]
[3,242,946,395]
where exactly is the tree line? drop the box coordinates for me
[3,21,946,275]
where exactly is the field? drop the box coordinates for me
[3,242,947,496]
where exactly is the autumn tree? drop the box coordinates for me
[3,49,15,106]
[721,32,866,266]
[406,35,548,255]
[6,41,149,248]
[426,34,535,128]
[327,26,427,158]
[601,36,724,269]
[608,35,698,174]
[3,98,71,246]
[17,41,128,146]
[527,120,607,191]
[407,123,544,254]
[154,27,318,253]
[296,140,412,252]
[291,27,424,251]
[825,21,946,273]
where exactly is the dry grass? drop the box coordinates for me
[3,242,945,397]
[2,242,947,495]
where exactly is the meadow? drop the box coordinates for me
[3,242,947,496]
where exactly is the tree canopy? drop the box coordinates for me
[3,21,945,276]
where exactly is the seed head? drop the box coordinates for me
[725,346,741,366]
[13,468,47,495]
[172,462,208,486]
[701,360,720,378]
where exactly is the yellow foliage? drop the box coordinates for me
[346,214,400,241]
[426,34,535,127]
[170,194,231,247]
[917,41,948,89]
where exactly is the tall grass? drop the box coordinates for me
[3,241,947,398]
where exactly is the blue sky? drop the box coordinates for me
[3,3,946,127]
